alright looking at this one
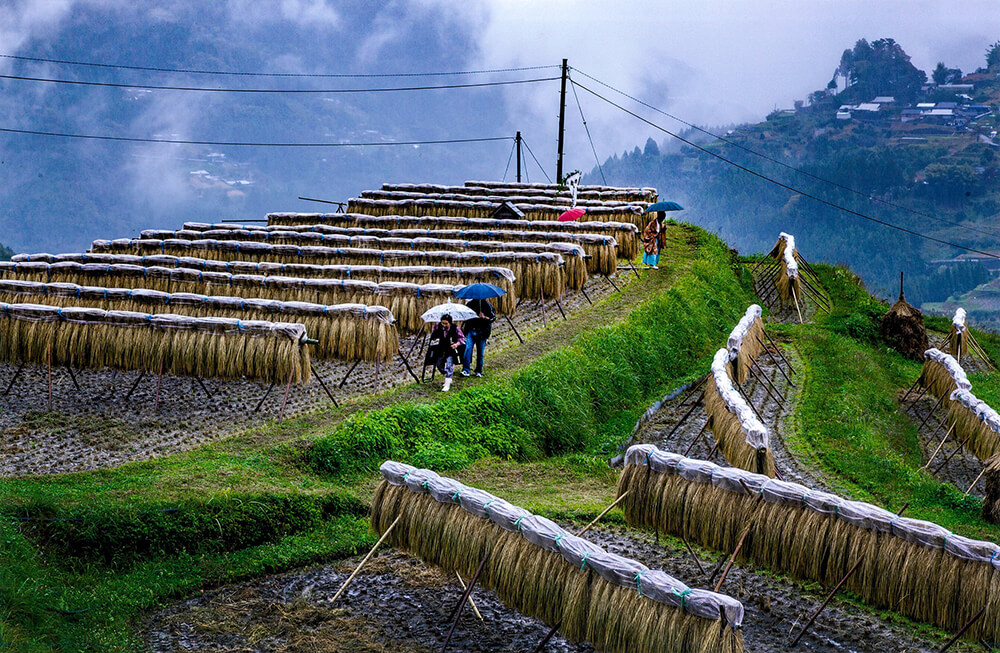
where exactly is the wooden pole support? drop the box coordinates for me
[442,550,491,651]
[965,467,987,497]
[454,572,484,621]
[47,344,53,411]
[681,535,707,576]
[937,603,987,652]
[278,367,294,423]
[921,421,953,469]
[682,418,712,457]
[756,336,794,387]
[762,328,795,374]
[576,491,630,537]
[917,393,947,431]
[790,502,908,647]
[330,515,401,604]
[665,391,705,440]
[531,621,562,653]
[154,353,165,415]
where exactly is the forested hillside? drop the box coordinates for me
[593,38,1000,308]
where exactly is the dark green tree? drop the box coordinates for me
[987,41,1000,70]
[932,62,962,85]
[839,38,926,102]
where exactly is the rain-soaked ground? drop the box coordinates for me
[143,524,952,652]
[143,335,964,652]
[0,275,625,477]
[899,334,996,499]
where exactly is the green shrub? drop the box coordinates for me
[308,227,755,475]
[19,491,365,566]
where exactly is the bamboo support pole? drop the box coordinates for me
[932,433,974,475]
[790,555,866,647]
[756,336,794,387]
[681,535,707,576]
[937,603,987,652]
[923,424,956,470]
[154,353,165,415]
[762,329,795,375]
[665,391,704,440]
[682,418,712,457]
[576,491,630,537]
[900,378,920,403]
[965,467,987,497]
[254,380,276,412]
[124,370,146,401]
[330,515,401,604]
[735,383,764,422]
[311,363,340,407]
[712,480,765,591]
[503,313,524,344]
[46,344,52,411]
[278,367,294,423]
[3,362,25,396]
[748,361,785,406]
[917,393,947,431]
[442,550,491,652]
[65,366,81,392]
[531,621,562,653]
[454,572,484,621]
[791,286,803,324]
[338,359,362,388]
[790,502,908,647]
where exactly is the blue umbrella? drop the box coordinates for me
[644,201,685,213]
[454,283,507,299]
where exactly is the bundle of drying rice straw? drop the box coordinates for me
[372,460,743,653]
[619,443,1000,642]
[0,279,397,362]
[0,302,309,383]
[703,348,776,476]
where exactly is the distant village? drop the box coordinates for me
[829,73,1000,145]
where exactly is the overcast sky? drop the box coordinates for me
[422,0,1000,170]
[1,0,999,252]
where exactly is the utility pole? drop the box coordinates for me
[515,131,522,183]
[556,58,568,185]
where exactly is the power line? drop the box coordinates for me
[502,138,516,181]
[0,53,558,78]
[570,66,1000,240]
[0,73,558,94]
[520,137,553,183]
[0,127,512,148]
[568,71,606,184]
[572,79,1000,261]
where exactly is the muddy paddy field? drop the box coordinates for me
[142,336,962,653]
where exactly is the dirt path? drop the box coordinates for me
[632,336,832,492]
[902,389,985,498]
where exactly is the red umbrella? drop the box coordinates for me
[558,208,586,222]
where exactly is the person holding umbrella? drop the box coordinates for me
[642,211,666,269]
[640,201,683,269]
[461,297,495,378]
[427,313,465,392]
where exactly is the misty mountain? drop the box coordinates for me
[0,2,521,254]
